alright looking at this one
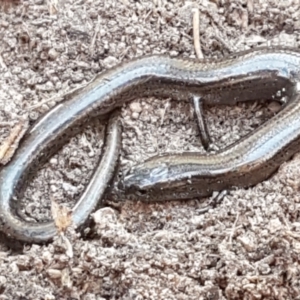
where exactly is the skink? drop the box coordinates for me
[1,47,300,242]
[122,91,300,201]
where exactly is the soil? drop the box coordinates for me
[0,0,300,299]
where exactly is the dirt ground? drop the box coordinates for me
[0,0,300,299]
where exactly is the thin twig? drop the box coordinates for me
[192,8,204,59]
[28,75,96,110]
[28,94,64,110]
[90,16,101,56]
[229,213,240,245]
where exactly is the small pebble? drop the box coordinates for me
[48,48,59,61]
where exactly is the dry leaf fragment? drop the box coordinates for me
[0,118,29,165]
[51,198,73,233]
